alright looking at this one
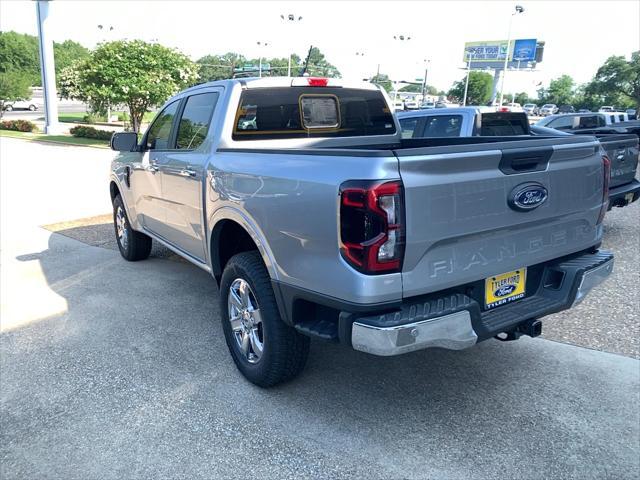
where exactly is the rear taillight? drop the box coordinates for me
[597,154,611,224]
[339,180,405,274]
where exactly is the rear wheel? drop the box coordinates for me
[4,105,12,112]
[28,104,36,111]
[220,251,309,387]
[113,194,152,261]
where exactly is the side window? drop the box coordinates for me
[176,92,219,150]
[578,115,598,129]
[548,116,573,130]
[146,100,180,150]
[597,116,606,127]
[399,117,419,138]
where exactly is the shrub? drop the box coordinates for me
[69,125,115,141]
[0,119,37,132]
[83,113,103,124]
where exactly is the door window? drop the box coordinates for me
[548,116,574,130]
[423,115,462,137]
[146,100,180,150]
[399,117,419,138]
[578,116,599,129]
[176,92,219,150]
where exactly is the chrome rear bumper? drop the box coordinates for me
[350,250,614,357]
[572,256,614,306]
[351,311,477,356]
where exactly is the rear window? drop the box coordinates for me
[422,115,462,137]
[232,87,396,140]
[480,113,530,135]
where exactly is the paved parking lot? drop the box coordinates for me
[1,138,639,479]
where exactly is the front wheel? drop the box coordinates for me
[4,105,12,112]
[113,194,152,261]
[220,251,309,387]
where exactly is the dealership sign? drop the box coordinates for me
[463,39,540,69]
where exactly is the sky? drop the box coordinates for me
[1,0,639,96]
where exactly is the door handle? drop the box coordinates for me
[179,169,197,177]
[146,163,159,173]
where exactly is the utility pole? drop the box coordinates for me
[36,0,60,134]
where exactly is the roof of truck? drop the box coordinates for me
[181,76,380,94]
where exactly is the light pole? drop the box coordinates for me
[462,52,475,106]
[256,41,269,77]
[392,35,412,103]
[498,4,524,107]
[280,14,303,76]
[98,24,116,121]
[421,58,430,102]
[355,51,367,81]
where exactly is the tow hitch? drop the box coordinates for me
[494,319,542,342]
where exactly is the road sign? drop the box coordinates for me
[512,39,537,62]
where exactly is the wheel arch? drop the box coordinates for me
[209,208,279,283]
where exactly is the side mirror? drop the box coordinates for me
[111,132,139,152]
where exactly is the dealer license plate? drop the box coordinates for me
[485,268,527,310]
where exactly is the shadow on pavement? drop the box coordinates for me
[1,228,638,479]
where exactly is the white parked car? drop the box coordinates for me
[523,103,538,115]
[393,100,405,112]
[598,106,615,113]
[2,99,39,111]
[404,101,419,110]
[501,103,524,112]
[539,104,558,116]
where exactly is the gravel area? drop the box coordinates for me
[542,201,639,358]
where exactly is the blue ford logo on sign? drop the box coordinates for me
[494,284,516,297]
[508,182,548,211]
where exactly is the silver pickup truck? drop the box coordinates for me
[110,77,614,387]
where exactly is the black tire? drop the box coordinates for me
[220,251,309,387]
[113,194,152,261]
[4,105,12,111]
[28,104,37,111]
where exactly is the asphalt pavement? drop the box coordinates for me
[1,138,639,479]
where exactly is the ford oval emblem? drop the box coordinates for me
[508,182,548,211]
[494,284,516,297]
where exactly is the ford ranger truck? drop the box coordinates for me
[109,77,614,387]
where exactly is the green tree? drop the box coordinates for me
[585,52,639,109]
[68,40,198,132]
[399,83,438,95]
[0,31,40,85]
[302,47,340,77]
[0,71,31,117]
[370,72,393,93]
[197,52,246,82]
[448,71,492,105]
[53,40,90,75]
[538,75,575,105]
[512,92,531,105]
[0,31,90,88]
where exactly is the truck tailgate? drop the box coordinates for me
[595,134,639,188]
[395,137,605,298]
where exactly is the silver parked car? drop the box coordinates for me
[539,104,558,116]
